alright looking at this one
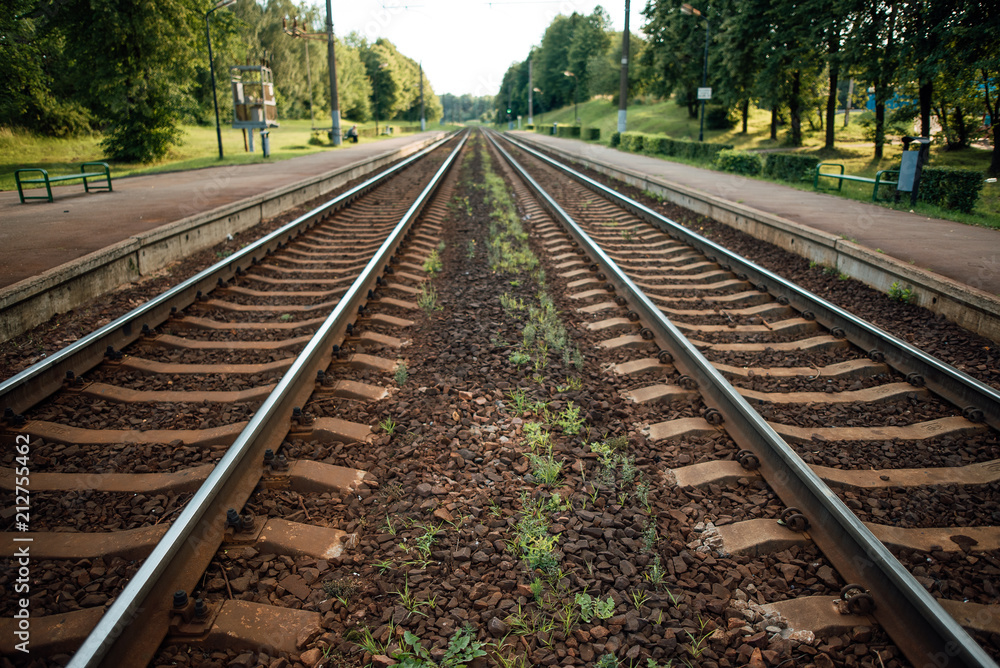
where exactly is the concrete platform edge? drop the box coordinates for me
[0,135,440,342]
[515,133,1000,343]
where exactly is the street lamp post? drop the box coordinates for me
[681,3,710,142]
[533,87,544,124]
[205,0,235,160]
[563,70,578,123]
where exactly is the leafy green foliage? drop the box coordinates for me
[0,1,93,137]
[620,132,646,152]
[705,105,736,130]
[609,131,622,147]
[422,249,443,274]
[527,452,563,484]
[57,0,203,161]
[555,401,585,435]
[512,493,562,574]
[763,154,820,182]
[393,626,487,667]
[575,592,615,623]
[715,149,762,176]
[583,127,601,140]
[887,281,914,303]
[918,167,985,213]
[621,132,734,161]
[394,361,409,385]
[557,125,582,138]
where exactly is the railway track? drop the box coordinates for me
[1,127,997,668]
[486,129,1000,667]
[1,131,468,667]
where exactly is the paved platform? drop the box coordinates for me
[0,133,446,290]
[512,132,1000,297]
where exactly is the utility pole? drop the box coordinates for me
[419,62,425,131]
[325,0,342,145]
[528,60,534,125]
[617,0,630,134]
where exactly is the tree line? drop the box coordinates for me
[439,94,496,124]
[2,0,443,162]
[497,1,999,173]
[497,8,645,123]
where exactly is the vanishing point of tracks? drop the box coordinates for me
[1,128,998,668]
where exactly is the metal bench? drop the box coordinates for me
[814,162,898,202]
[15,162,113,203]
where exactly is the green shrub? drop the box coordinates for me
[619,131,732,162]
[716,149,762,176]
[526,124,534,130]
[557,125,582,138]
[706,105,736,130]
[620,132,646,152]
[918,167,984,213]
[583,127,601,141]
[609,131,621,147]
[764,153,820,182]
[645,135,674,155]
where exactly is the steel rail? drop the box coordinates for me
[499,132,1000,432]
[0,132,457,416]
[486,129,995,668]
[67,130,470,668]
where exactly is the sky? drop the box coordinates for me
[316,0,633,97]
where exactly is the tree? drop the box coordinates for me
[715,0,765,134]
[843,0,902,159]
[50,0,206,162]
[750,0,824,146]
[950,0,1000,174]
[1,1,92,136]
[567,7,612,101]
[640,0,708,118]
[588,30,646,106]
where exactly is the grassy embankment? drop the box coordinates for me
[524,96,999,228]
[0,119,459,193]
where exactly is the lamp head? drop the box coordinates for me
[563,70,575,77]
[681,3,702,15]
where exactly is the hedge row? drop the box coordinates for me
[583,127,601,141]
[557,125,582,138]
[763,153,819,182]
[716,149,762,176]
[918,167,984,213]
[619,132,733,160]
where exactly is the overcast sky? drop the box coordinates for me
[319,0,633,97]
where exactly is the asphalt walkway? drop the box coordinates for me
[0,133,446,289]
[512,132,1000,297]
